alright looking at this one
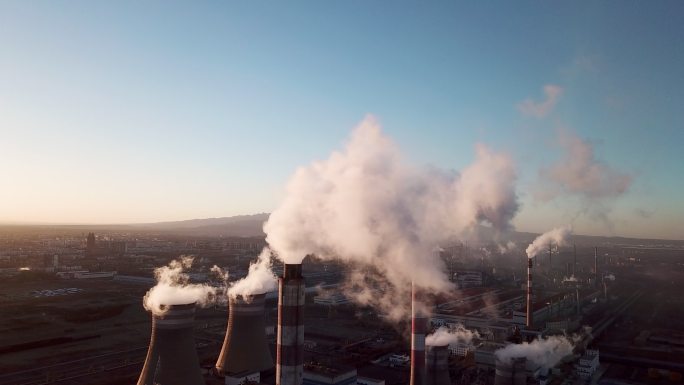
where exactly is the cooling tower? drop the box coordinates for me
[137,303,205,385]
[410,283,427,385]
[494,357,527,385]
[215,292,273,376]
[276,263,305,385]
[425,344,451,385]
[526,258,533,329]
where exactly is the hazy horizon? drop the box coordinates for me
[1,2,683,240]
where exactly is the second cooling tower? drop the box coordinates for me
[425,344,451,385]
[137,303,205,385]
[215,292,274,376]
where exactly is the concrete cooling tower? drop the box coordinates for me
[425,344,451,385]
[215,292,274,376]
[494,357,527,385]
[137,303,205,385]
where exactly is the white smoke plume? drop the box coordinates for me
[526,226,572,258]
[426,325,480,347]
[538,130,631,201]
[517,84,563,118]
[143,256,217,316]
[497,241,517,254]
[227,247,278,299]
[264,116,519,318]
[494,335,575,370]
[563,275,578,282]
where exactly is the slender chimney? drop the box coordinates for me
[425,344,451,385]
[594,247,599,288]
[215,292,273,376]
[410,283,427,385]
[137,303,205,385]
[526,257,533,329]
[573,244,577,276]
[276,263,305,385]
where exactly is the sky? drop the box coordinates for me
[0,1,682,240]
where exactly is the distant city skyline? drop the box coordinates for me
[1,2,682,240]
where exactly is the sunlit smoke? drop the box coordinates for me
[495,335,574,370]
[525,226,572,258]
[264,116,519,319]
[143,256,217,316]
[426,325,479,347]
[227,247,278,299]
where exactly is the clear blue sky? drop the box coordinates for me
[1,1,682,239]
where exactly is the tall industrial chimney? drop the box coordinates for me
[526,257,533,329]
[425,344,451,385]
[573,244,577,276]
[137,303,205,385]
[276,263,305,385]
[410,283,427,385]
[594,247,599,288]
[215,293,273,376]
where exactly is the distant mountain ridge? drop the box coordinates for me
[134,213,270,237]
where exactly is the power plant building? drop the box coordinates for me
[302,363,357,385]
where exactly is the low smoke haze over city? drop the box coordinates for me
[1,2,683,385]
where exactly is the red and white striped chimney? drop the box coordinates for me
[276,263,305,385]
[526,257,533,329]
[410,282,427,385]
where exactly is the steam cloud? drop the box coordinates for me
[227,248,278,299]
[264,116,519,319]
[143,256,217,316]
[494,335,575,370]
[517,84,563,118]
[526,226,572,258]
[426,325,479,347]
[538,130,631,201]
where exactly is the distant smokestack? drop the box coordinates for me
[425,344,450,385]
[215,293,273,376]
[410,283,427,385]
[137,303,204,385]
[276,263,305,385]
[573,244,577,276]
[594,247,599,288]
[548,245,552,270]
[526,258,533,329]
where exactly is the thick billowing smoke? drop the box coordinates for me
[228,248,278,299]
[143,256,217,316]
[538,130,631,201]
[264,116,518,319]
[426,325,479,346]
[526,226,572,258]
[495,335,574,370]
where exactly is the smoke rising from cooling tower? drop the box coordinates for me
[426,325,479,347]
[494,335,575,370]
[228,247,278,299]
[525,226,572,258]
[264,116,519,318]
[143,256,217,316]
